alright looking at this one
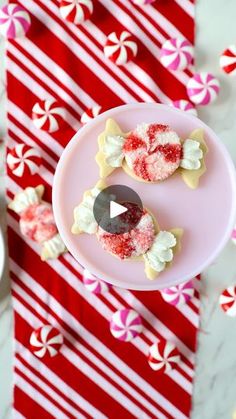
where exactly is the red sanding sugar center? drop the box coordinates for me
[123,123,182,182]
[147,124,170,145]
[118,202,142,227]
[133,156,151,181]
[97,211,155,259]
[123,133,146,152]
[154,143,182,163]
[99,233,135,259]
[20,203,57,243]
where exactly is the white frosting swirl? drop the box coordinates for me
[8,185,43,214]
[144,231,176,272]
[42,234,67,260]
[103,134,125,167]
[180,139,203,170]
[73,187,101,234]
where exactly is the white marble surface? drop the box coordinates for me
[0,0,236,418]
[192,1,236,418]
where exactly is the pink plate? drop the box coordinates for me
[53,103,236,290]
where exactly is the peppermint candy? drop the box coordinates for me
[219,286,236,317]
[220,45,236,76]
[132,0,156,4]
[171,100,197,117]
[148,340,181,372]
[160,38,193,71]
[0,3,31,39]
[104,31,138,66]
[160,279,194,307]
[231,225,236,245]
[59,0,93,25]
[83,269,110,294]
[30,325,64,358]
[187,72,220,106]
[110,309,143,342]
[7,144,41,178]
[80,105,102,125]
[32,99,66,133]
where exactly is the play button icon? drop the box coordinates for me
[93,185,143,234]
[110,201,128,219]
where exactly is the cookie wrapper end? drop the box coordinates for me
[103,134,125,167]
[41,234,67,261]
[180,129,208,189]
[180,139,203,170]
[71,180,106,235]
[96,118,126,178]
[71,194,98,235]
[144,228,183,280]
[8,185,44,214]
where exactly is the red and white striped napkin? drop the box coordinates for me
[7,0,199,417]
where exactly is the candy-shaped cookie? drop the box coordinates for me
[80,105,102,125]
[83,268,111,294]
[160,279,194,306]
[187,72,220,105]
[8,185,67,260]
[104,31,138,65]
[59,0,93,25]
[7,144,41,178]
[30,325,63,358]
[171,100,197,117]
[0,4,31,39]
[220,45,236,76]
[32,99,66,133]
[219,286,236,317]
[160,38,193,71]
[71,180,183,280]
[96,119,208,189]
[148,340,181,372]
[110,309,143,341]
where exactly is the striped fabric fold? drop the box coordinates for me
[7,0,199,417]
